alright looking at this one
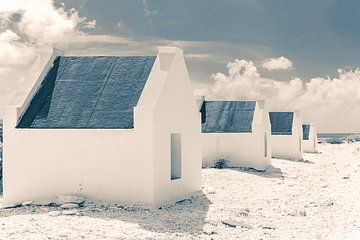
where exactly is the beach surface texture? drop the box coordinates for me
[0,142,359,240]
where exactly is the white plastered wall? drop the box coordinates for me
[201,100,272,171]
[3,126,155,206]
[2,48,154,207]
[303,124,318,153]
[138,47,201,207]
[271,111,303,160]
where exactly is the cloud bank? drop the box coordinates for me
[0,0,97,105]
[196,59,360,132]
[262,56,292,70]
[0,0,202,107]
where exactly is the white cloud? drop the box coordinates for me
[0,28,19,42]
[0,30,36,67]
[0,29,37,103]
[0,0,93,105]
[197,59,360,132]
[262,56,292,70]
[207,59,302,107]
[83,19,96,29]
[185,53,215,60]
[17,4,85,44]
[0,0,44,12]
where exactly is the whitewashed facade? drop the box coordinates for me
[269,111,303,160]
[0,47,201,208]
[302,123,318,153]
[200,100,272,171]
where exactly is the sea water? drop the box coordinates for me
[317,133,360,143]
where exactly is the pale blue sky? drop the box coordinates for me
[58,0,360,83]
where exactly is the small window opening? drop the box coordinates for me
[171,133,181,180]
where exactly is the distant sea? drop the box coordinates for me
[317,133,359,140]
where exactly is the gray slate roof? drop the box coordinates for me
[201,101,256,133]
[269,112,293,135]
[302,124,310,140]
[17,56,156,129]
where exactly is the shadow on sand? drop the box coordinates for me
[273,157,314,164]
[226,165,284,179]
[0,192,212,235]
[85,193,211,234]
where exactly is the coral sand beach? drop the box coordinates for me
[1,142,359,240]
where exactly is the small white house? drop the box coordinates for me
[0,46,201,208]
[269,111,303,160]
[302,123,318,153]
[200,100,271,171]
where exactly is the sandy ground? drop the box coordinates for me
[0,142,359,240]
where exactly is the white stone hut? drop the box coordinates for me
[0,46,201,208]
[200,100,271,170]
[269,111,303,160]
[302,123,318,153]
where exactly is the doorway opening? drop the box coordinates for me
[171,133,181,180]
[264,133,268,157]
